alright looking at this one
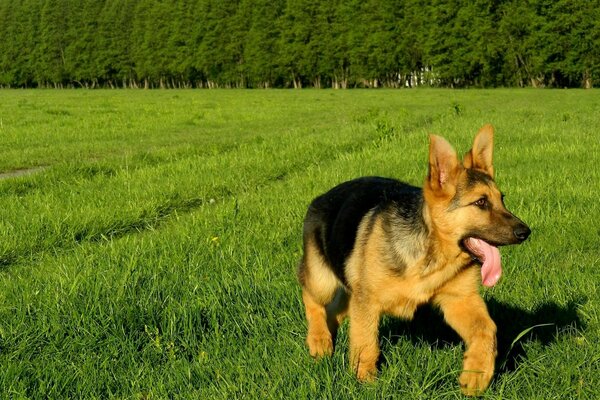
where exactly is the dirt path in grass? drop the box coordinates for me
[0,166,46,180]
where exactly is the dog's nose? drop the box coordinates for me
[514,224,531,242]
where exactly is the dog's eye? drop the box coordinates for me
[474,197,488,209]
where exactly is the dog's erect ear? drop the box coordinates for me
[428,134,460,195]
[464,124,494,177]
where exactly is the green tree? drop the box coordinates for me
[0,1,42,87]
[244,0,285,88]
[498,0,545,87]
[425,0,498,87]
[166,0,197,88]
[63,0,104,87]
[542,0,600,87]
[1,0,599,88]
[34,0,71,87]
[94,0,138,87]
[196,0,247,87]
[279,0,330,88]
[395,1,429,87]
[324,0,353,88]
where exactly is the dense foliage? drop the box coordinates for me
[1,0,599,88]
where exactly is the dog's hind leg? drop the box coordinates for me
[301,289,334,357]
[298,239,341,357]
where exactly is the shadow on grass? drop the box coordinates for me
[378,297,585,374]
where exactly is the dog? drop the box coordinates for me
[297,124,530,395]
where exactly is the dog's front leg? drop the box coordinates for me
[435,291,497,396]
[349,297,380,382]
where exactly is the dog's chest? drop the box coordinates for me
[376,258,471,319]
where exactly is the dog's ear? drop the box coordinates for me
[428,134,460,194]
[464,124,494,177]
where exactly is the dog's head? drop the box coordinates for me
[423,124,530,286]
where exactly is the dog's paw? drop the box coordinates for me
[306,332,333,358]
[458,355,494,396]
[355,363,377,382]
[459,370,489,396]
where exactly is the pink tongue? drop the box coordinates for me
[466,238,502,287]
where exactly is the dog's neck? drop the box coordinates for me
[421,201,472,273]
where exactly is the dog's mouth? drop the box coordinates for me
[462,238,502,287]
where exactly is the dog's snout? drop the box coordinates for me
[513,224,531,242]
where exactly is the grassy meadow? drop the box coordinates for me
[0,89,598,399]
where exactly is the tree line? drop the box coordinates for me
[0,0,599,89]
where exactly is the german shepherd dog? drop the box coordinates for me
[297,125,530,395]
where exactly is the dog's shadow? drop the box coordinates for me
[378,297,585,373]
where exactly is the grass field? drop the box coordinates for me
[0,89,598,399]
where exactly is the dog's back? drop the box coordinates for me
[300,177,423,286]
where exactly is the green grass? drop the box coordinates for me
[0,89,599,399]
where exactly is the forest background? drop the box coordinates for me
[1,0,599,89]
